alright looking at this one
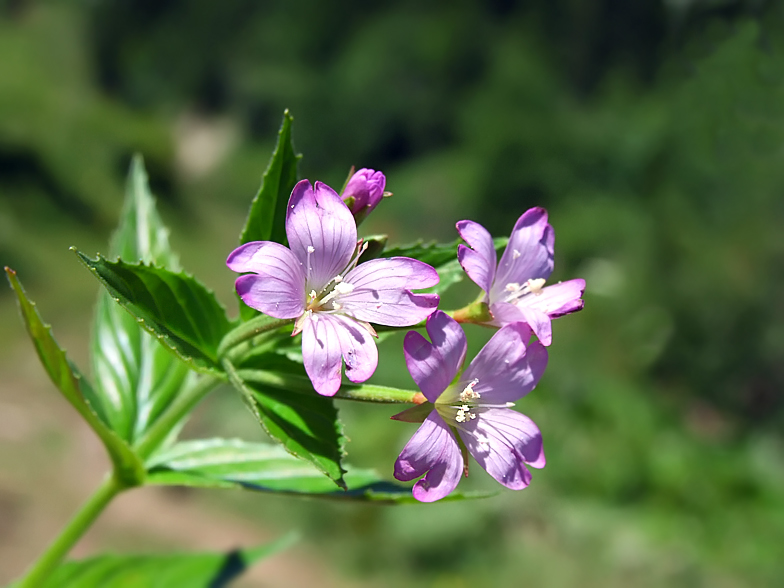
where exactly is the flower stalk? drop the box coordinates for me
[217,315,293,360]
[234,368,425,404]
[134,373,223,460]
[16,474,125,588]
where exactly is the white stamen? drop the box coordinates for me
[309,290,317,301]
[307,245,315,253]
[512,249,521,259]
[316,281,355,309]
[334,282,355,295]
[454,403,477,423]
[503,278,547,302]
[334,274,343,283]
[526,278,545,295]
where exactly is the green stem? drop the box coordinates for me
[217,315,293,359]
[134,374,223,460]
[16,474,124,588]
[235,368,424,404]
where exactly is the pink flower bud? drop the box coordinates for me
[342,168,386,221]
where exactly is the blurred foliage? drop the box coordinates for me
[2,0,783,586]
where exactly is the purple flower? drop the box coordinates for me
[456,208,585,346]
[393,311,547,502]
[341,168,386,222]
[228,179,439,396]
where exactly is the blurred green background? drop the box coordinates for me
[1,0,783,586]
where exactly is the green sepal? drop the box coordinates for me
[75,253,231,375]
[451,301,492,324]
[390,402,434,423]
[5,268,144,487]
[338,164,356,194]
[358,234,388,263]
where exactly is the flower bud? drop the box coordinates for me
[341,168,387,224]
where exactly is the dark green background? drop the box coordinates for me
[1,1,782,586]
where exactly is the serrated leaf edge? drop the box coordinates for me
[75,250,230,376]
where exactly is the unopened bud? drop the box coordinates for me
[341,168,387,224]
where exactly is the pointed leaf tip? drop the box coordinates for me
[238,110,301,321]
[88,160,189,445]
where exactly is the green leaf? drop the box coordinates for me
[5,268,144,486]
[425,258,467,296]
[238,110,300,321]
[147,439,374,494]
[381,237,509,296]
[20,536,296,588]
[222,359,346,489]
[239,110,300,246]
[91,155,190,443]
[110,155,181,268]
[147,439,492,503]
[76,254,231,375]
[381,238,462,268]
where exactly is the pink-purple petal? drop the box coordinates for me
[343,168,386,214]
[235,275,305,319]
[491,208,554,303]
[339,258,440,327]
[460,408,544,490]
[394,412,464,502]
[302,314,379,396]
[344,257,439,290]
[478,408,545,468]
[461,323,547,404]
[491,301,553,346]
[227,242,306,318]
[456,220,497,294]
[330,314,378,385]
[515,278,586,318]
[301,314,344,397]
[286,179,358,292]
[403,311,467,402]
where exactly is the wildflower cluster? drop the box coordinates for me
[228,168,585,501]
[9,121,584,585]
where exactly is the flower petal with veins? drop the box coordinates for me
[394,311,547,502]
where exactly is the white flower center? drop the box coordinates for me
[435,378,514,427]
[304,240,368,313]
[502,278,546,303]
